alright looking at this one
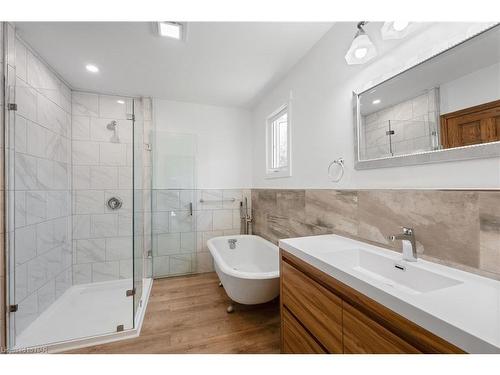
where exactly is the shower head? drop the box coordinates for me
[107,120,120,143]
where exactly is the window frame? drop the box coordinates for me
[265,102,291,178]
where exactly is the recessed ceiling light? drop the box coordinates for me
[157,22,184,40]
[372,99,381,105]
[85,64,99,73]
[393,21,409,31]
[117,100,125,105]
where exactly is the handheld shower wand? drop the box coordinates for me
[240,197,252,235]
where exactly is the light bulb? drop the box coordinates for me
[354,48,368,59]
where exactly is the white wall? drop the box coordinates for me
[154,99,252,189]
[440,62,500,114]
[251,22,500,189]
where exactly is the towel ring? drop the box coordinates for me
[328,158,344,182]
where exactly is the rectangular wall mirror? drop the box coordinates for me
[354,24,500,169]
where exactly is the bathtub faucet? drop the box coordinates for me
[228,239,237,249]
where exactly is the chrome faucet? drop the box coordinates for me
[389,227,417,262]
[228,239,237,250]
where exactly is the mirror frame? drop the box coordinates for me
[353,25,500,170]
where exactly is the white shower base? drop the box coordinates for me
[15,278,152,353]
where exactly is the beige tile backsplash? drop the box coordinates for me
[252,189,500,279]
[479,192,500,274]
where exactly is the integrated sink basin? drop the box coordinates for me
[279,234,500,353]
[327,248,463,295]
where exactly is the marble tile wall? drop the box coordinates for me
[71,91,135,284]
[152,188,251,277]
[9,34,73,337]
[361,89,438,159]
[252,189,500,279]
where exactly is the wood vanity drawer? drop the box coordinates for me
[343,302,421,354]
[282,308,327,354]
[280,249,465,354]
[281,260,343,353]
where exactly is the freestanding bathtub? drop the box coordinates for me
[207,235,280,308]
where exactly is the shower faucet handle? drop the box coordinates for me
[107,197,123,210]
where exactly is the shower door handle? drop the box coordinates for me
[189,202,193,216]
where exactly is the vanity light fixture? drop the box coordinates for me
[381,21,414,40]
[345,22,377,65]
[393,21,409,31]
[117,100,125,104]
[157,21,185,40]
[85,64,99,73]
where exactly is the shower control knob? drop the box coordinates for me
[107,197,123,210]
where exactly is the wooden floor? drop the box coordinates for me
[67,272,280,354]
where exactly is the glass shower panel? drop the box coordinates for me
[152,132,197,278]
[68,92,136,342]
[4,22,18,348]
[4,23,140,351]
[132,98,144,319]
[5,37,137,348]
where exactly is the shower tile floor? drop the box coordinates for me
[67,272,280,353]
[16,279,134,349]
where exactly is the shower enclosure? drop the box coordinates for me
[151,119,251,279]
[2,23,152,351]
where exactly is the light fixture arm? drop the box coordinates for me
[355,21,368,37]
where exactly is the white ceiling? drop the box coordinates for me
[15,22,333,108]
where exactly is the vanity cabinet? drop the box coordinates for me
[282,308,327,354]
[342,302,420,354]
[280,249,465,354]
[281,260,343,353]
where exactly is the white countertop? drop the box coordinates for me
[279,234,500,353]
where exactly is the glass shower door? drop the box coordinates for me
[152,131,197,278]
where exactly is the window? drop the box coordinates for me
[266,104,291,178]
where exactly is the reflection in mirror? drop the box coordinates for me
[360,88,440,159]
[357,24,500,164]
